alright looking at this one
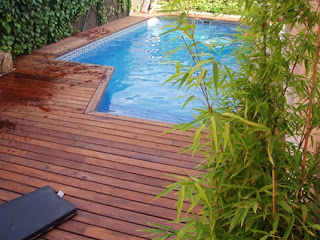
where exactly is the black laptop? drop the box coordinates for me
[0,186,77,240]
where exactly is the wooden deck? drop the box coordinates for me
[0,16,202,239]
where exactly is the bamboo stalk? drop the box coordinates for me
[301,11,320,175]
[272,165,276,240]
[272,166,276,218]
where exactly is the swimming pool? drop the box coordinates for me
[58,17,240,123]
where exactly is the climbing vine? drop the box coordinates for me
[117,0,130,16]
[0,0,107,56]
[108,0,130,18]
[159,0,241,14]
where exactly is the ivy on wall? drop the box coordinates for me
[107,0,130,19]
[117,0,130,16]
[0,0,107,56]
[159,0,241,14]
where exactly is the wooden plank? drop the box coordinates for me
[4,112,190,147]
[58,221,138,240]
[0,162,181,210]
[0,138,197,176]
[0,113,197,160]
[0,100,193,137]
[0,145,174,183]
[0,74,101,88]
[0,151,172,195]
[0,76,99,96]
[0,147,172,187]
[0,144,188,182]
[0,131,199,169]
[41,228,95,240]
[1,107,193,143]
[0,175,179,220]
[83,225,141,240]
[73,211,149,238]
[0,107,193,148]
[0,151,175,199]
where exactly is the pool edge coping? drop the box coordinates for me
[84,67,115,114]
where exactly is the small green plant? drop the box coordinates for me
[144,0,320,239]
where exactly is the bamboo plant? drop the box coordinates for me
[144,0,320,239]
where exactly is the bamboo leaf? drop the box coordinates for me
[195,68,207,89]
[213,62,219,93]
[192,123,206,156]
[259,184,273,193]
[225,65,234,84]
[210,116,218,154]
[177,220,194,240]
[175,61,180,74]
[273,214,280,232]
[194,183,211,210]
[216,171,225,193]
[252,201,258,214]
[177,72,190,90]
[240,206,250,227]
[222,112,270,131]
[283,216,295,239]
[230,209,243,231]
[310,224,320,230]
[302,205,307,222]
[223,122,229,151]
[177,186,185,220]
[153,182,180,201]
[164,45,184,58]
[228,138,234,157]
[279,200,293,214]
[148,223,177,232]
[139,228,165,234]
[267,139,275,166]
[187,193,202,214]
[163,72,184,85]
[182,95,196,109]
[189,59,212,76]
[154,234,171,240]
[260,235,268,240]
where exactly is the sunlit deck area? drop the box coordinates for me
[0,15,202,239]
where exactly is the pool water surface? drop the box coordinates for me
[58,18,240,123]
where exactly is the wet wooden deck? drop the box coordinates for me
[0,15,201,239]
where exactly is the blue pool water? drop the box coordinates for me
[61,18,239,123]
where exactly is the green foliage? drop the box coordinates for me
[117,0,130,16]
[0,0,107,56]
[108,0,130,18]
[160,0,242,14]
[145,1,320,239]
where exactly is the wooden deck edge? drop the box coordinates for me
[84,67,114,114]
